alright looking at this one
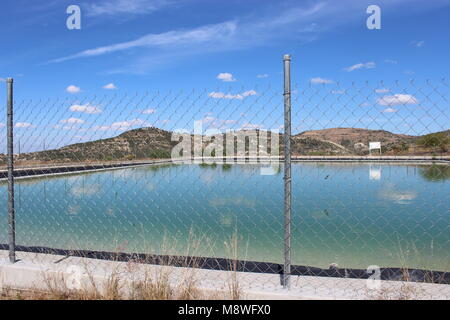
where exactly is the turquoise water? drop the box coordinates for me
[0,162,449,271]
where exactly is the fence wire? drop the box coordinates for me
[0,79,449,299]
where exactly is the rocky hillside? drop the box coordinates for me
[15,127,176,163]
[295,128,416,155]
[1,127,448,165]
[291,136,350,155]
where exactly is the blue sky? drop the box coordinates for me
[0,0,449,152]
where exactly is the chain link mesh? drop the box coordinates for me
[0,80,449,299]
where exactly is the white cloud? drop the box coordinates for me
[94,119,149,131]
[15,122,36,128]
[208,89,257,100]
[70,103,102,114]
[103,83,117,90]
[375,88,390,93]
[112,119,147,128]
[45,1,446,76]
[241,90,257,97]
[50,1,327,65]
[202,116,215,123]
[209,92,234,99]
[50,21,237,63]
[257,74,268,78]
[216,73,236,82]
[379,188,417,204]
[60,117,85,124]
[47,2,340,69]
[93,126,112,131]
[377,94,419,106]
[86,0,169,17]
[66,85,81,94]
[208,119,238,129]
[310,77,333,84]
[384,59,398,64]
[241,122,263,130]
[344,62,375,72]
[201,117,238,130]
[382,108,398,113]
[141,108,156,114]
[54,124,80,130]
[410,40,425,48]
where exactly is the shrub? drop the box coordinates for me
[416,132,449,152]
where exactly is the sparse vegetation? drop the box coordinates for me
[148,149,171,159]
[416,131,450,152]
[0,231,247,300]
[2,127,448,168]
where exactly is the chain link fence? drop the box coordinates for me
[0,64,449,299]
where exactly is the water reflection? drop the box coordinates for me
[0,162,448,271]
[378,183,418,204]
[418,165,450,182]
[369,166,381,180]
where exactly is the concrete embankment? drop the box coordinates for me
[1,250,449,300]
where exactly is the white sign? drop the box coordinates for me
[369,142,381,150]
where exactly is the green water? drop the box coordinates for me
[1,162,449,271]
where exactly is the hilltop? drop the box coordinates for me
[15,127,175,163]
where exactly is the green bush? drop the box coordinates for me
[416,132,449,151]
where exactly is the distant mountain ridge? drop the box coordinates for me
[2,127,448,164]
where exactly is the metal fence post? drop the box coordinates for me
[282,55,291,288]
[6,78,15,263]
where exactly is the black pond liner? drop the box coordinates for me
[0,162,157,179]
[2,157,449,180]
[1,244,449,285]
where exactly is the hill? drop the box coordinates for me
[295,128,416,155]
[16,127,176,163]
[2,127,448,165]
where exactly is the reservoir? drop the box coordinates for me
[0,162,448,272]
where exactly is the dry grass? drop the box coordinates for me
[0,263,236,300]
[1,230,248,300]
[225,232,242,300]
[374,282,424,300]
[363,239,445,300]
